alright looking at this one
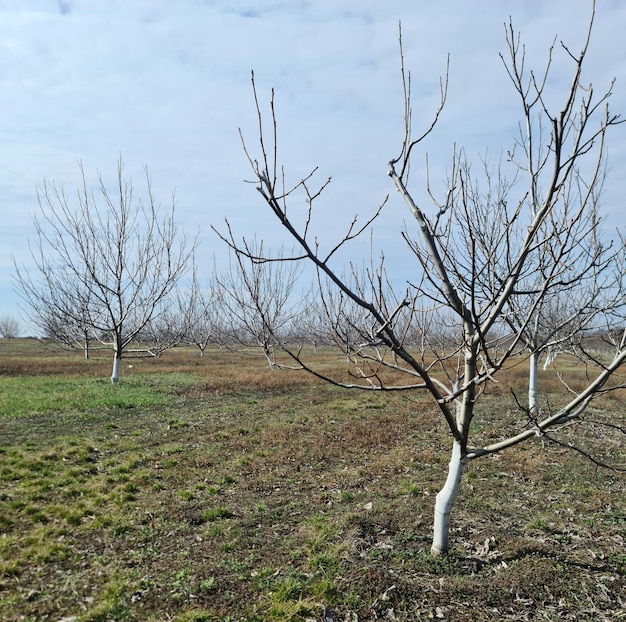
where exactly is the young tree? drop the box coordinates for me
[178,268,223,357]
[227,5,626,555]
[449,155,624,416]
[40,304,97,359]
[0,315,20,339]
[135,307,188,357]
[214,236,305,369]
[14,159,196,382]
[297,282,370,358]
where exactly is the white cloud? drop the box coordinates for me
[0,0,624,322]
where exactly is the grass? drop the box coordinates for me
[0,339,624,621]
[0,375,175,416]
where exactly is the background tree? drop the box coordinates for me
[178,269,224,358]
[226,5,626,555]
[40,304,96,359]
[14,159,196,382]
[214,235,305,369]
[0,315,20,339]
[135,305,188,357]
[445,153,624,416]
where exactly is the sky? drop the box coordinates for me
[1,0,625,333]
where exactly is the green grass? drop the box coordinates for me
[0,374,205,416]
[0,342,624,621]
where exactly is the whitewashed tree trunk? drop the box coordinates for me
[528,351,539,415]
[431,439,464,556]
[543,347,557,370]
[260,340,276,370]
[111,352,121,384]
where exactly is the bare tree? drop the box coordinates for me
[0,315,20,339]
[40,305,97,359]
[14,158,196,382]
[137,305,188,357]
[449,154,625,415]
[213,236,305,369]
[296,285,366,356]
[178,268,224,357]
[225,4,626,555]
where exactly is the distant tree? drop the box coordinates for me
[14,158,196,382]
[178,268,224,357]
[449,155,625,416]
[0,315,20,339]
[28,275,101,359]
[295,290,336,355]
[226,6,626,556]
[136,307,188,357]
[213,235,304,369]
[40,305,96,359]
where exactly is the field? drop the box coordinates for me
[0,339,624,621]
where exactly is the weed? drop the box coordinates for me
[202,506,235,522]
[398,481,422,496]
[170,568,192,600]
[527,515,551,532]
[199,576,216,591]
[172,610,216,622]
[262,574,319,621]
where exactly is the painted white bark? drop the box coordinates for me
[528,351,539,415]
[431,439,464,556]
[111,354,121,384]
[543,347,558,370]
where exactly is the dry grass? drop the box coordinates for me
[0,339,624,621]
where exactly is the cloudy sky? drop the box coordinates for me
[1,0,625,331]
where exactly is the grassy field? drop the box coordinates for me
[0,339,624,621]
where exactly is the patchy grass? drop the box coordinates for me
[0,375,181,416]
[0,339,624,621]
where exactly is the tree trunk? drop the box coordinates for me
[543,347,557,370]
[528,351,539,415]
[111,351,121,383]
[263,344,276,370]
[431,439,464,556]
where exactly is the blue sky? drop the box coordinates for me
[1,0,625,332]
